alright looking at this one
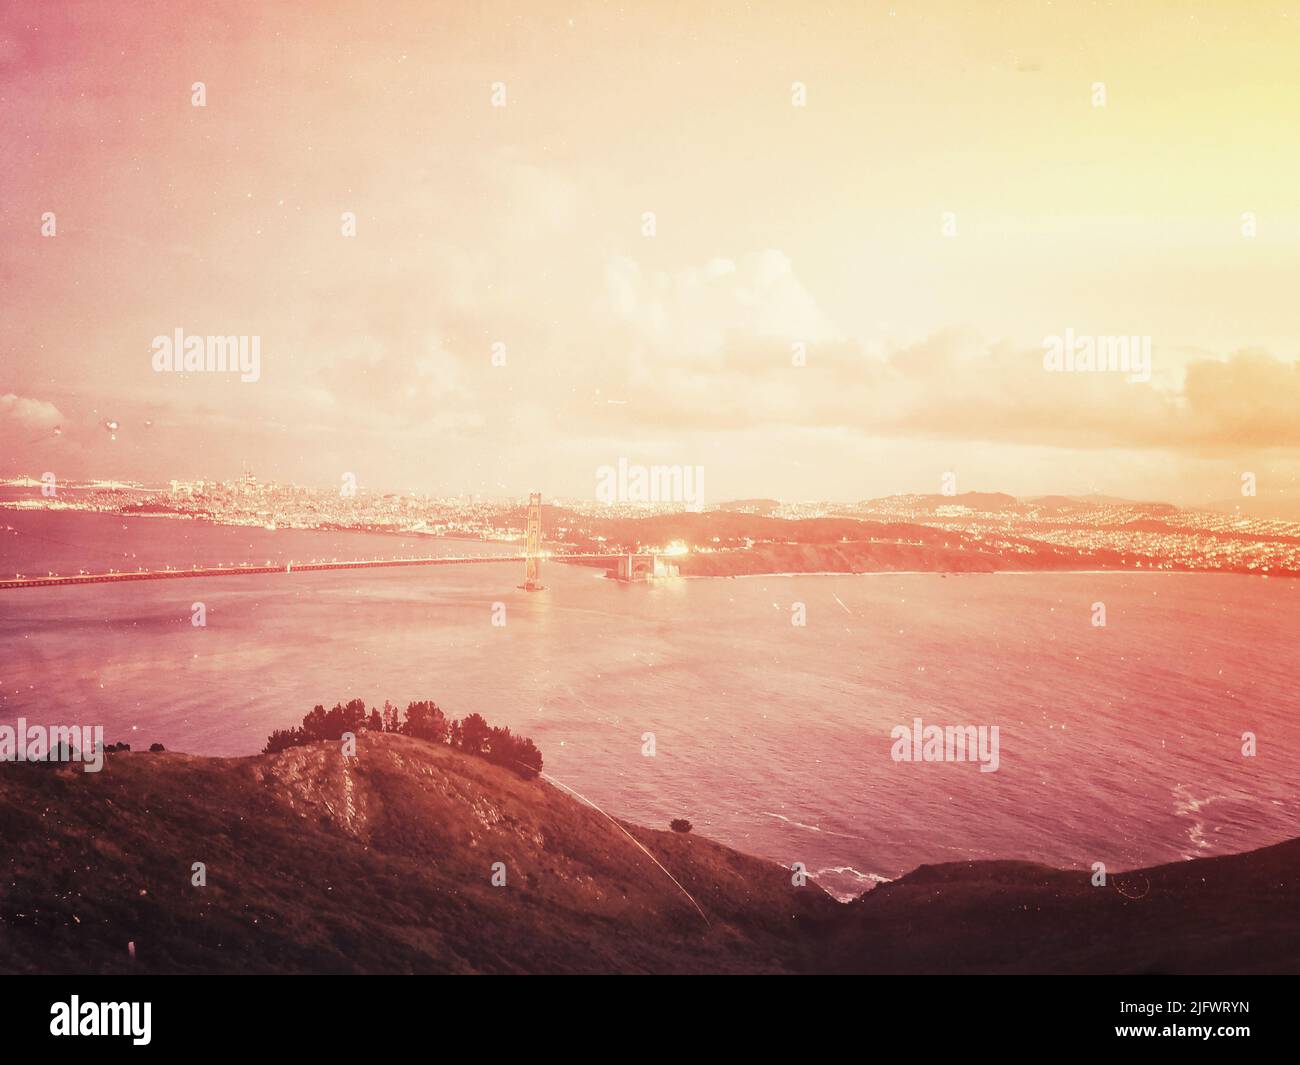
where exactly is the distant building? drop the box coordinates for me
[614,553,678,581]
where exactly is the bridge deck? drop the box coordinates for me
[0,553,620,591]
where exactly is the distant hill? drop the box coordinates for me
[1024,494,1083,511]
[2,733,1297,974]
[1075,493,1180,515]
[863,492,1020,512]
[522,504,962,550]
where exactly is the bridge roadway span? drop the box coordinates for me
[0,553,618,591]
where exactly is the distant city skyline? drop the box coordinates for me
[9,468,1300,585]
[0,466,1287,511]
[6,466,1299,523]
[2,462,1296,514]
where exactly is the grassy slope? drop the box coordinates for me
[2,733,1297,974]
[830,841,1300,974]
[0,733,838,974]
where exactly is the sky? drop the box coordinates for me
[2,0,1299,506]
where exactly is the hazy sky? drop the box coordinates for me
[2,0,1299,505]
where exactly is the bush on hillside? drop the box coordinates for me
[263,698,542,778]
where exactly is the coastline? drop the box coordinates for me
[5,502,1295,581]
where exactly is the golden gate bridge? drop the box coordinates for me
[0,494,670,591]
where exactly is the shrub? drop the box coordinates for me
[263,699,542,778]
[670,819,692,834]
[262,699,368,753]
[263,727,303,754]
[402,700,448,743]
[454,712,491,755]
[483,725,543,779]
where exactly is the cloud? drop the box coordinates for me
[271,151,587,432]
[600,250,843,361]
[578,252,1300,453]
[868,343,1300,452]
[1180,351,1300,449]
[0,393,64,431]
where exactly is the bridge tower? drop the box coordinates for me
[519,492,544,591]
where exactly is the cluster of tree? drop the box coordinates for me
[263,698,543,779]
[18,739,165,770]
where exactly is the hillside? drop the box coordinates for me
[2,733,1297,974]
[829,840,1300,974]
[0,734,838,974]
[673,538,1133,577]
